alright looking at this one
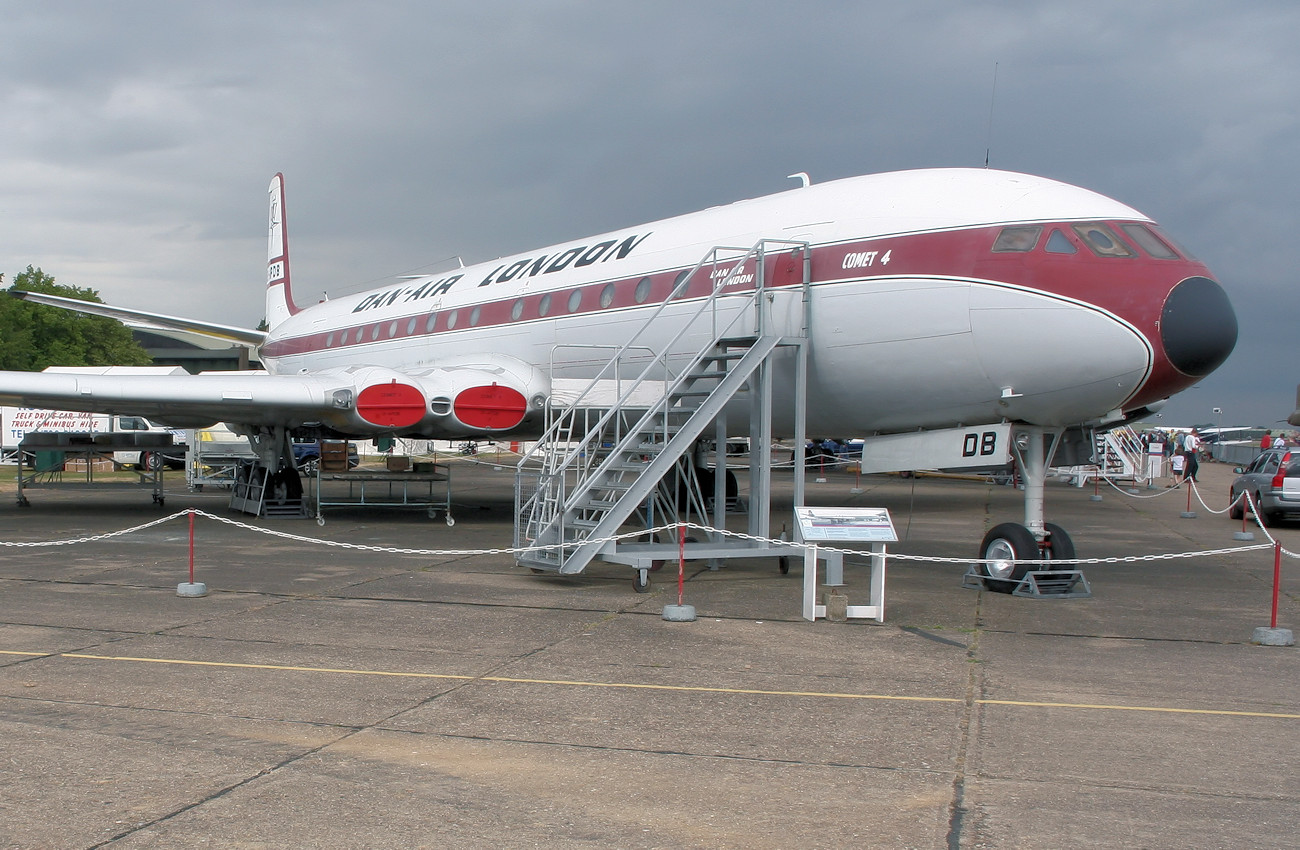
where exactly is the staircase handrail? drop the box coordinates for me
[518,238,809,475]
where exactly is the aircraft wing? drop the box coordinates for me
[0,369,351,429]
[0,356,548,436]
[9,289,266,347]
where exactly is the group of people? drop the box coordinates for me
[1259,430,1295,451]
[1140,428,1203,487]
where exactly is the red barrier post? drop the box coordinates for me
[177,509,208,597]
[1271,542,1282,630]
[677,523,686,607]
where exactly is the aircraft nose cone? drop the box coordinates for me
[1160,276,1237,377]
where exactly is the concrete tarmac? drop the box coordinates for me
[0,458,1296,849]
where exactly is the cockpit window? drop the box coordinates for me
[1045,229,1077,254]
[1072,223,1135,258]
[1118,223,1180,259]
[992,225,1042,252]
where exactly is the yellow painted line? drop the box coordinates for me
[977,698,1300,720]
[27,652,1300,720]
[0,650,48,657]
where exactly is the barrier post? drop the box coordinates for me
[662,522,696,621]
[1252,541,1293,646]
[177,510,208,597]
[1180,481,1196,519]
[1233,493,1255,541]
[1271,542,1281,630]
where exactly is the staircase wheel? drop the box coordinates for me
[632,570,650,593]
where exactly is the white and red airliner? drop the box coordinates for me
[4,168,1236,585]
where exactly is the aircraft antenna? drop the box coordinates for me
[984,61,999,168]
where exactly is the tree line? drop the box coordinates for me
[1,266,153,371]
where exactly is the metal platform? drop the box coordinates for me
[15,432,169,506]
[312,465,453,526]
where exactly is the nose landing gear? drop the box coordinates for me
[976,426,1077,594]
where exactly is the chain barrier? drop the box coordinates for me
[2,508,1290,569]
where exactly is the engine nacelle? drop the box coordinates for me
[314,356,549,438]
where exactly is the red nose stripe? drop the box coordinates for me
[357,382,426,427]
[454,385,527,429]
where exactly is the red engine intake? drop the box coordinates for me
[453,384,528,430]
[357,381,426,428]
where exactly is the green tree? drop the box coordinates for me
[1,266,154,370]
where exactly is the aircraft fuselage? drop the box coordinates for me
[258,168,1235,438]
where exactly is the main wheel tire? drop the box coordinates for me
[978,522,1041,593]
[268,468,304,505]
[1042,523,1075,562]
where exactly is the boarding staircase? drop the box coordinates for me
[1055,424,1149,486]
[514,239,809,576]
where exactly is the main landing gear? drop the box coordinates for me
[976,425,1077,593]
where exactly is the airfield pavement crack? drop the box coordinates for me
[946,572,985,850]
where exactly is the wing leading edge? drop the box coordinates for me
[0,356,549,436]
[8,289,266,347]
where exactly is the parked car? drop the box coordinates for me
[1229,447,1300,526]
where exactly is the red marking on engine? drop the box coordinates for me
[454,384,527,430]
[357,382,425,427]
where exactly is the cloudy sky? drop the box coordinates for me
[3,1,1296,427]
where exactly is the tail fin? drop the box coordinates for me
[266,173,300,328]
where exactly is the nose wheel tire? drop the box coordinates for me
[978,522,1040,593]
[978,522,1074,593]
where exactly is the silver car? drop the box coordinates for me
[1229,447,1300,526]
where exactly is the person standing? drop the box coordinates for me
[1181,429,1201,484]
[1261,431,1273,450]
[1169,449,1186,487]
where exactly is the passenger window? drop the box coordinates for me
[538,293,552,317]
[469,306,481,327]
[1045,229,1077,254]
[1072,223,1135,258]
[117,417,147,431]
[326,332,335,347]
[634,277,652,304]
[1119,223,1179,259]
[992,226,1042,252]
[671,270,691,297]
[567,289,582,313]
[387,321,398,337]
[1263,456,1281,475]
[446,310,458,329]
[407,317,417,334]
[370,324,381,341]
[600,283,616,308]
[511,299,524,321]
[425,313,437,333]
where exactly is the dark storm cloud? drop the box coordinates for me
[1,0,1296,424]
